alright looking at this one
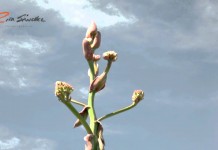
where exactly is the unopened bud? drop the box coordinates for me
[82,38,93,60]
[91,31,101,50]
[103,51,118,62]
[84,134,94,150]
[93,54,101,61]
[132,90,144,103]
[55,81,74,101]
[90,72,107,93]
[85,21,97,39]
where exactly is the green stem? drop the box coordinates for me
[63,101,92,134]
[104,61,112,74]
[87,59,97,133]
[88,61,95,81]
[87,92,98,150]
[87,92,97,132]
[87,59,98,149]
[98,102,137,122]
[70,98,87,107]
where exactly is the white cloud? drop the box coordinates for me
[18,77,27,88]
[7,40,47,55]
[0,126,56,150]
[0,137,20,150]
[79,87,89,98]
[0,38,48,89]
[34,0,136,28]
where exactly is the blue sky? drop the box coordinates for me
[0,0,218,149]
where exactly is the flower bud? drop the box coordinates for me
[85,21,97,39]
[103,51,118,62]
[82,38,93,60]
[93,54,101,61]
[91,31,101,50]
[55,81,74,101]
[84,134,94,150]
[132,90,144,103]
[90,72,107,93]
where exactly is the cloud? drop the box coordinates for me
[0,37,47,89]
[79,87,89,99]
[34,0,135,28]
[0,137,20,150]
[0,126,56,150]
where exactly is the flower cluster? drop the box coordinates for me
[103,51,118,62]
[132,90,144,103]
[55,81,74,101]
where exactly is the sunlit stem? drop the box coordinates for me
[63,101,92,134]
[97,102,137,122]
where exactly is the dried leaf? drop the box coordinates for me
[96,121,105,150]
[73,106,89,128]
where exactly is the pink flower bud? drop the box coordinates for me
[82,38,93,60]
[84,134,94,150]
[91,31,101,50]
[93,54,101,61]
[85,21,97,39]
[103,51,118,62]
[55,81,74,101]
[132,90,144,103]
[90,72,107,93]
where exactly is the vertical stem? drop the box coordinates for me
[88,92,98,150]
[87,60,98,149]
[88,61,95,81]
[88,92,97,132]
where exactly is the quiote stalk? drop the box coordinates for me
[54,22,144,150]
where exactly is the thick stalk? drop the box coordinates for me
[63,101,92,134]
[87,92,98,149]
[98,102,137,122]
[87,92,97,132]
[88,60,98,149]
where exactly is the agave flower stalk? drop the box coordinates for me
[54,21,145,150]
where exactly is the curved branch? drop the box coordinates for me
[97,102,137,122]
